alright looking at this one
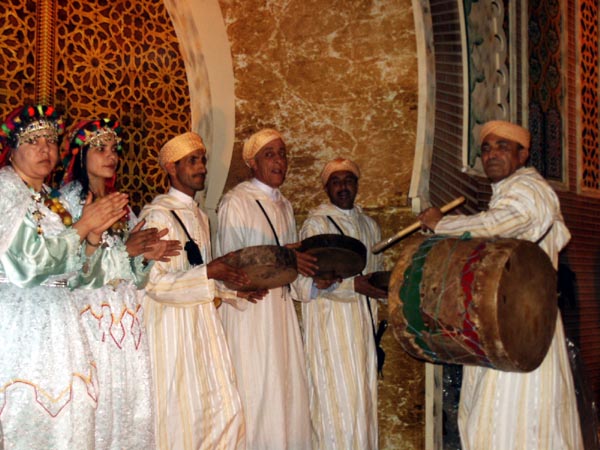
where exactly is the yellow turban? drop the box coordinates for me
[320,157,361,186]
[159,132,206,169]
[479,120,531,149]
[243,129,283,166]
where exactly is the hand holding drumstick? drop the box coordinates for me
[418,207,444,231]
[372,196,465,254]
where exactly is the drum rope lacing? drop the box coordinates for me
[399,232,493,367]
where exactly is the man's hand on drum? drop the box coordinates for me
[418,207,443,232]
[285,242,319,277]
[354,274,387,299]
[313,277,341,290]
[236,289,269,304]
[207,255,252,289]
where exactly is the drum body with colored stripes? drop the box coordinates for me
[388,234,557,372]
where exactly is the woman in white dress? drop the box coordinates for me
[0,105,129,449]
[60,118,180,449]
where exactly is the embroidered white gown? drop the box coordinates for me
[61,181,155,449]
[0,167,98,449]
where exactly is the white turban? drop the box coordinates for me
[479,120,530,149]
[242,129,283,166]
[159,132,206,169]
[320,157,361,186]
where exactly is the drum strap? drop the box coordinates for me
[327,216,345,235]
[327,216,388,376]
[171,211,204,266]
[256,200,290,298]
[536,223,553,244]
[256,200,281,246]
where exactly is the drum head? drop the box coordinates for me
[493,240,557,371]
[299,234,367,280]
[221,245,298,291]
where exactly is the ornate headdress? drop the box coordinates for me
[61,118,122,184]
[0,104,64,167]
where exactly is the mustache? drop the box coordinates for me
[337,190,351,196]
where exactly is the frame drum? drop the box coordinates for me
[388,234,557,372]
[299,234,367,280]
[221,245,298,291]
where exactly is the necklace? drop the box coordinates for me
[109,212,129,236]
[30,186,73,234]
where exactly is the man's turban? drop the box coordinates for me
[159,132,206,168]
[479,120,531,150]
[320,157,361,187]
[242,129,283,166]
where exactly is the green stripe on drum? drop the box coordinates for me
[399,236,439,357]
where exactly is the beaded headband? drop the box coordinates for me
[0,105,64,167]
[61,118,123,184]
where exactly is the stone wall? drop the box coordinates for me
[218,1,424,447]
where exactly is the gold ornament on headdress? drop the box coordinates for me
[17,120,59,147]
[86,127,121,148]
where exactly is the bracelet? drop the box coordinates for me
[86,237,102,248]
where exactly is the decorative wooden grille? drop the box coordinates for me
[528,0,564,181]
[579,0,599,192]
[0,0,192,213]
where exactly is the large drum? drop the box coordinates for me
[388,234,558,372]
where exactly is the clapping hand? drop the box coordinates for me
[125,220,182,262]
[75,192,129,241]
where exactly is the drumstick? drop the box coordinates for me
[371,196,465,254]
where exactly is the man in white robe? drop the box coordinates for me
[141,132,249,450]
[419,120,583,450]
[215,129,314,450]
[294,158,386,450]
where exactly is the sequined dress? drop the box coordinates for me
[61,181,155,450]
[0,166,98,449]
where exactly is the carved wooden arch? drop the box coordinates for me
[0,0,235,216]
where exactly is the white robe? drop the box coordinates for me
[216,179,311,450]
[294,202,382,450]
[435,167,583,450]
[140,188,245,450]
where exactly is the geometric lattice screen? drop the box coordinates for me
[528,0,564,182]
[579,0,600,193]
[0,0,191,213]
